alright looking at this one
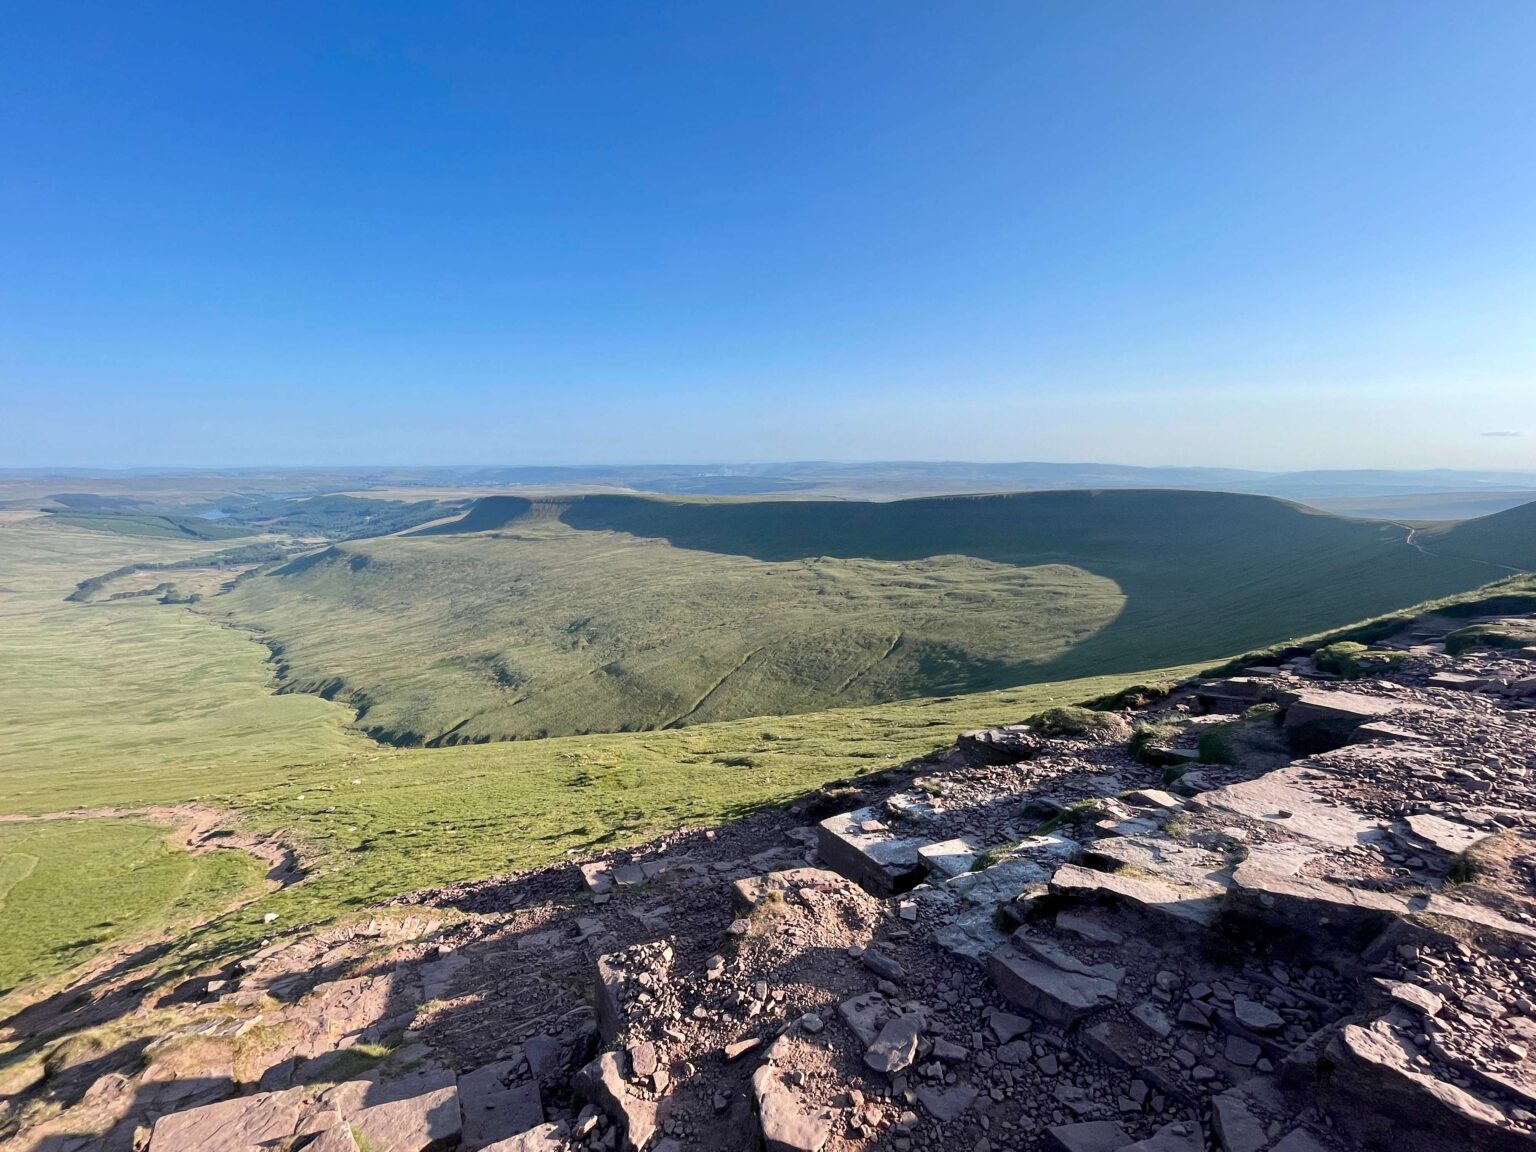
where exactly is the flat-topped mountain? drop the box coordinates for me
[217,490,1533,745]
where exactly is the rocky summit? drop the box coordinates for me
[10,610,1536,1152]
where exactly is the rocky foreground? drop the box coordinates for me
[8,613,1536,1152]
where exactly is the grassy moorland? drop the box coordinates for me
[0,515,1203,997]
[219,489,1510,745]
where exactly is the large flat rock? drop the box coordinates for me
[752,1064,833,1152]
[1278,688,1410,754]
[1319,1020,1535,1152]
[1082,836,1227,888]
[147,1088,307,1152]
[458,1060,543,1150]
[987,942,1118,1028]
[816,803,932,895]
[1049,862,1224,930]
[1193,763,1384,848]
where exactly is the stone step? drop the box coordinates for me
[815,798,935,895]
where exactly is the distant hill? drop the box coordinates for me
[1424,498,1536,571]
[218,489,1523,746]
[9,461,1536,507]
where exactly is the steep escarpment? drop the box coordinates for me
[219,491,1508,746]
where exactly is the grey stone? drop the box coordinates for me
[1131,1002,1173,1038]
[482,1124,568,1152]
[1121,1120,1204,1152]
[988,943,1118,1027]
[575,1052,656,1151]
[459,1061,542,1150]
[1224,1035,1262,1067]
[838,992,892,1046]
[916,1082,978,1122]
[1268,1131,1329,1152]
[752,1064,832,1152]
[864,1014,923,1075]
[1056,910,1124,945]
[861,948,903,981]
[816,804,931,894]
[1232,998,1284,1033]
[1211,1092,1267,1152]
[1042,1120,1131,1152]
[147,1089,305,1152]
[917,837,983,878]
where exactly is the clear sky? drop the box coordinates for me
[2,2,1534,470]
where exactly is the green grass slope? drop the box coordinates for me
[1422,497,1536,572]
[0,515,1206,997]
[45,509,253,540]
[227,489,1505,745]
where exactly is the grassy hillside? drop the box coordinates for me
[223,489,1509,745]
[0,516,1205,997]
[1423,497,1536,571]
[44,509,254,540]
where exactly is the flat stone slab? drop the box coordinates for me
[816,803,931,894]
[987,942,1118,1027]
[1231,859,1536,941]
[1050,862,1224,930]
[459,1060,543,1150]
[1122,1120,1205,1152]
[147,1088,306,1152]
[1043,1119,1131,1152]
[933,904,1010,960]
[1194,764,1384,848]
[482,1124,569,1152]
[916,1082,978,1122]
[752,1064,832,1152]
[1404,813,1491,856]
[1083,835,1227,887]
[837,992,893,1046]
[1426,671,1490,690]
[1320,1020,1524,1152]
[917,836,983,878]
[864,1012,923,1074]
[944,835,1076,905]
[351,1084,461,1152]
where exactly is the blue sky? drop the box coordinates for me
[2,1,1534,469]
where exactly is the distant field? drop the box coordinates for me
[1305,490,1536,521]
[218,489,1511,745]
[0,516,1208,997]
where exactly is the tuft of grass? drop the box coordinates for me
[1024,706,1120,738]
[1447,850,1483,886]
[1083,680,1178,712]
[1197,727,1235,765]
[1128,720,1180,765]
